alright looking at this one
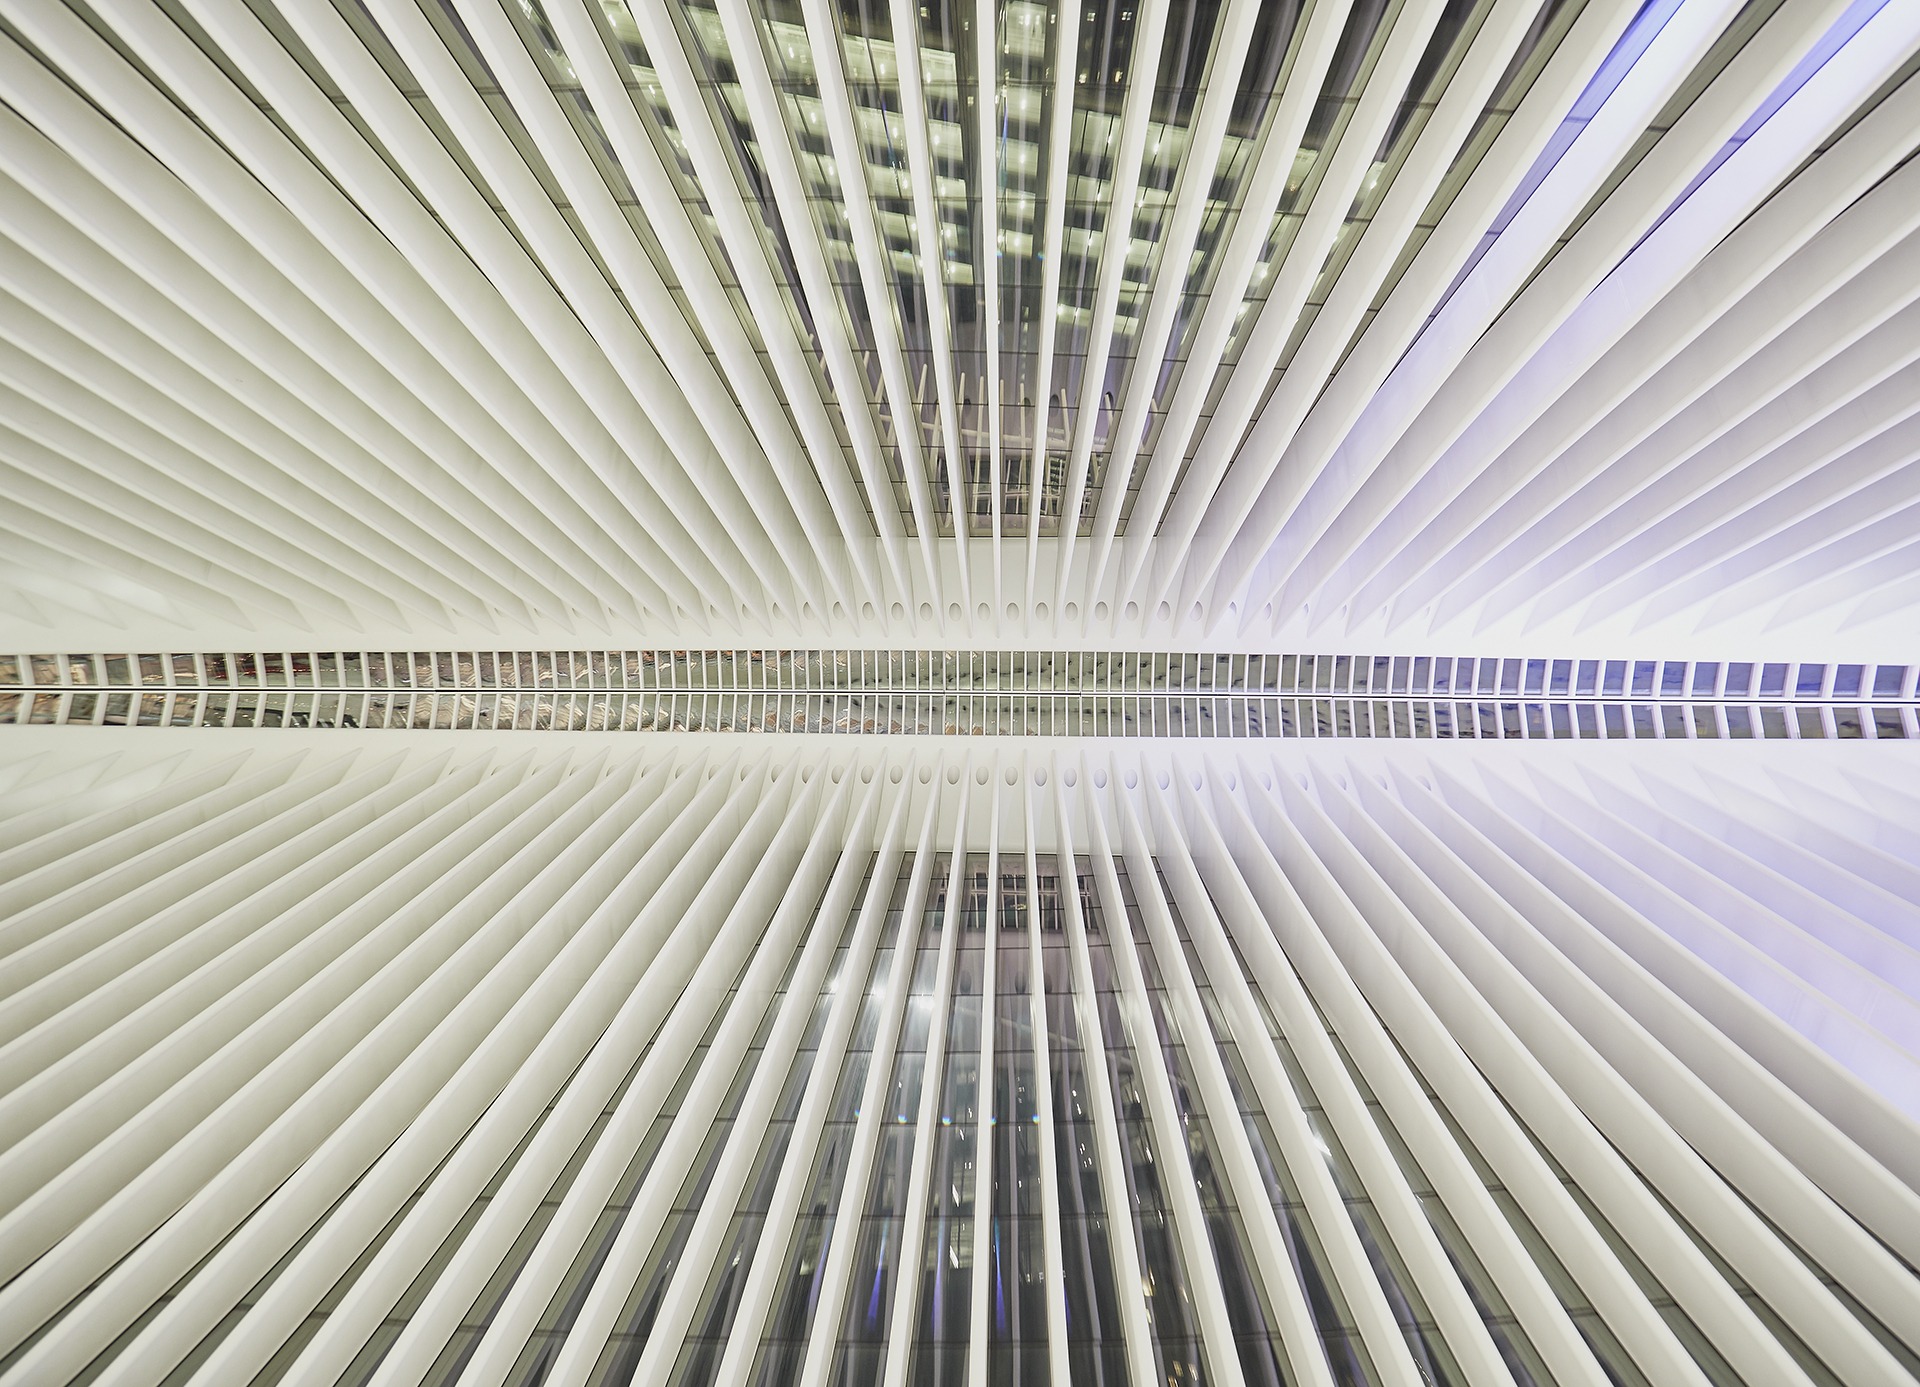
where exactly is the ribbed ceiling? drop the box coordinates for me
[1,0,1916,653]
[3,740,1918,1387]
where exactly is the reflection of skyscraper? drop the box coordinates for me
[2,2,1919,1384]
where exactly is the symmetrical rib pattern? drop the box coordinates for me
[1,1,1915,651]
[0,737,1916,1387]
[4,4,1920,1385]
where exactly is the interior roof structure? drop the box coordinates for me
[4,3,1920,1387]
[0,0,1914,655]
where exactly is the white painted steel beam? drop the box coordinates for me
[1131,0,1455,620]
[1251,0,1878,632]
[704,0,913,607]
[798,0,950,618]
[1048,0,1171,617]
[888,0,976,610]
[1018,0,1082,610]
[873,771,970,1387]
[1186,0,1745,632]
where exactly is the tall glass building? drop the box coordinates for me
[1,2,1917,1385]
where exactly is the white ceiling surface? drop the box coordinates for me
[0,0,1916,658]
[1,732,1917,1387]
